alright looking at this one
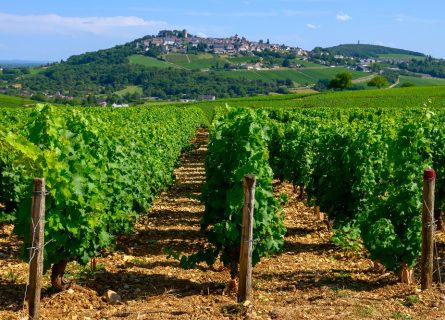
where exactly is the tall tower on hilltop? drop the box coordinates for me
[183,29,188,38]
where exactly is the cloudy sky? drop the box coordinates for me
[0,0,444,61]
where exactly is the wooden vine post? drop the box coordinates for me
[314,206,323,221]
[421,168,435,290]
[238,174,256,303]
[28,178,46,319]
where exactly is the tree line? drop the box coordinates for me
[3,63,288,104]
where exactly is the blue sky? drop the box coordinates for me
[0,0,444,61]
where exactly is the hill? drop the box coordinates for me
[312,43,445,80]
[323,44,425,59]
[0,32,367,104]
[0,41,291,103]
[3,31,445,106]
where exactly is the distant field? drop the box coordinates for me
[378,54,426,61]
[290,59,323,67]
[128,55,174,68]
[28,67,45,75]
[130,53,326,79]
[0,93,35,107]
[225,56,257,64]
[289,88,319,94]
[214,67,367,85]
[193,86,445,109]
[225,56,320,67]
[163,53,229,70]
[160,53,323,71]
[115,85,143,96]
[397,75,445,87]
[20,67,46,79]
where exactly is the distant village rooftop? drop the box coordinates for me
[136,29,307,56]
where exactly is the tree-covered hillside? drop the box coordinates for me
[0,35,305,104]
[322,44,424,58]
[0,42,291,103]
[20,63,286,101]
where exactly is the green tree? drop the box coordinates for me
[85,94,96,105]
[368,75,389,88]
[144,45,162,58]
[31,92,47,102]
[314,79,330,91]
[277,86,289,94]
[328,72,352,90]
[282,59,291,68]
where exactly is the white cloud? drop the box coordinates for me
[306,23,321,29]
[0,12,168,36]
[336,12,351,22]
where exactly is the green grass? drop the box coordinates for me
[378,54,425,61]
[224,56,321,68]
[0,94,36,107]
[392,312,415,320]
[19,67,47,79]
[163,53,229,70]
[137,53,325,71]
[128,55,174,68]
[225,56,258,64]
[28,67,45,75]
[115,85,143,96]
[398,75,445,87]
[214,67,367,85]
[130,53,326,79]
[290,59,323,67]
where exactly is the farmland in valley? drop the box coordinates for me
[214,67,367,85]
[0,93,36,107]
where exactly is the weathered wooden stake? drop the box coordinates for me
[434,209,444,231]
[400,263,414,284]
[314,206,323,220]
[238,174,256,303]
[28,178,46,320]
[297,185,305,200]
[421,168,435,290]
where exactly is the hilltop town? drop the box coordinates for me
[2,28,444,107]
[136,29,308,56]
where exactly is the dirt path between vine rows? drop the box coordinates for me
[1,128,445,319]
